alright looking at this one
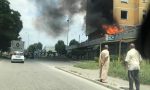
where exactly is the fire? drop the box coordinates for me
[102,25,124,35]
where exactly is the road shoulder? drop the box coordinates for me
[56,65,150,90]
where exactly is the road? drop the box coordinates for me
[0,58,111,90]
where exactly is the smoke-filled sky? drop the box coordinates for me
[32,0,86,36]
[32,0,114,36]
[9,0,87,48]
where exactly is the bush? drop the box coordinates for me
[109,61,150,85]
[108,61,128,80]
[110,55,118,61]
[140,61,150,85]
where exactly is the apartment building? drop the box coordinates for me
[113,0,149,26]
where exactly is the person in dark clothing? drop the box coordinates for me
[136,7,150,59]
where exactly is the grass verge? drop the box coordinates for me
[74,60,99,70]
[74,60,150,85]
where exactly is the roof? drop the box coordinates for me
[102,38,136,44]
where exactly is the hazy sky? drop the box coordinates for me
[9,0,88,48]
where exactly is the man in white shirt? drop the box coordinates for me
[125,43,142,90]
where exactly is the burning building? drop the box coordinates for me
[67,0,150,59]
[86,0,114,40]
[86,0,149,40]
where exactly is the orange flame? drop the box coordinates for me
[102,25,124,35]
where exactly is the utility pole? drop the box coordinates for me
[38,32,40,43]
[67,19,70,46]
[79,35,80,43]
[28,33,29,48]
[118,40,122,62]
[26,32,29,49]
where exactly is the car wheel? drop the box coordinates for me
[11,61,13,63]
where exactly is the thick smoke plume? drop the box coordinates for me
[33,0,86,37]
[86,0,115,35]
[33,0,115,37]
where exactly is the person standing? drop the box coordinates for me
[125,43,142,90]
[99,45,110,83]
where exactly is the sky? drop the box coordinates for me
[9,0,88,48]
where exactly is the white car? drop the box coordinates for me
[11,51,25,63]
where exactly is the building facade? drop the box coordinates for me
[113,0,149,26]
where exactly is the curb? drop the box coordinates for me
[56,67,120,90]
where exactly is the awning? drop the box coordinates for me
[101,38,136,44]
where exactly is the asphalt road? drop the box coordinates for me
[0,58,111,90]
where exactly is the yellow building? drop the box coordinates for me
[113,0,149,26]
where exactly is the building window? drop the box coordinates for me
[121,0,128,3]
[121,10,128,19]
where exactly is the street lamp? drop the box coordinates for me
[67,19,70,46]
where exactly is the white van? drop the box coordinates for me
[11,51,25,63]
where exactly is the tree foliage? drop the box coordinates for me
[69,39,79,46]
[55,40,66,55]
[47,50,52,56]
[27,42,43,53]
[0,0,23,51]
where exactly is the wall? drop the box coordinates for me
[113,0,139,26]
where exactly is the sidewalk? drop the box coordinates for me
[56,65,150,90]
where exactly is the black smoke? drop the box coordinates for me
[32,0,114,37]
[32,0,86,37]
[86,0,114,35]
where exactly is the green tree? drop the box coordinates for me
[47,50,52,56]
[36,42,43,50]
[27,44,36,53]
[69,39,79,46]
[27,42,43,53]
[55,40,66,55]
[0,0,23,51]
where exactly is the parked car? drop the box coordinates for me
[11,51,25,63]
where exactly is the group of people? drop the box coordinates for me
[99,43,142,90]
